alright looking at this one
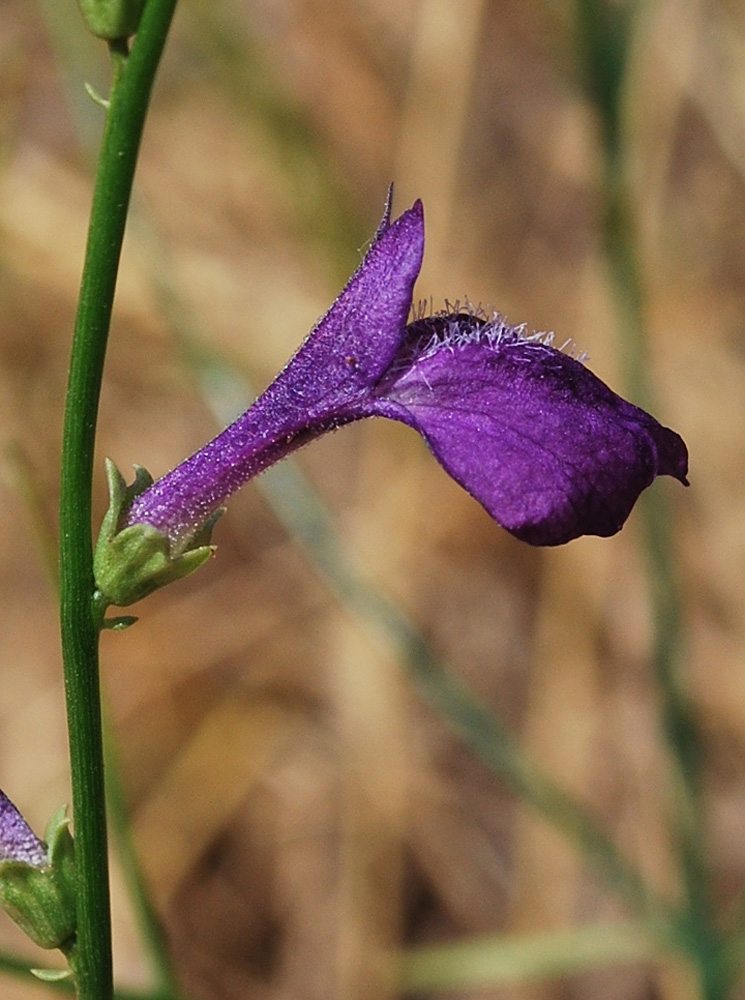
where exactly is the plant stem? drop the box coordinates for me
[59,3,177,997]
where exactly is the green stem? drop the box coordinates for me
[59,3,177,998]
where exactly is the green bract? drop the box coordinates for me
[93,459,218,608]
[0,807,76,951]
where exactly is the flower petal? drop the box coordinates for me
[0,791,46,868]
[369,314,688,545]
[124,200,424,550]
[279,198,424,405]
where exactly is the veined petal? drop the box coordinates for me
[368,313,688,545]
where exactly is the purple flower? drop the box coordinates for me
[95,196,688,606]
[0,790,46,868]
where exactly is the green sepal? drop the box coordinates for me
[0,807,76,951]
[93,459,218,608]
[77,0,146,39]
[31,968,73,982]
[103,614,139,630]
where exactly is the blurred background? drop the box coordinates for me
[0,0,743,997]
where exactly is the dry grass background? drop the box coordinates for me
[0,0,744,998]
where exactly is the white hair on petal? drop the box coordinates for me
[410,300,588,362]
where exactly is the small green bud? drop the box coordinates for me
[77,0,146,39]
[0,802,76,951]
[94,459,218,608]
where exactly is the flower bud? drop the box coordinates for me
[77,0,146,40]
[0,795,76,951]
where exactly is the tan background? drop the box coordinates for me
[0,1,742,998]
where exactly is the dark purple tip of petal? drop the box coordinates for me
[0,791,46,867]
[647,422,689,486]
[368,311,689,546]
